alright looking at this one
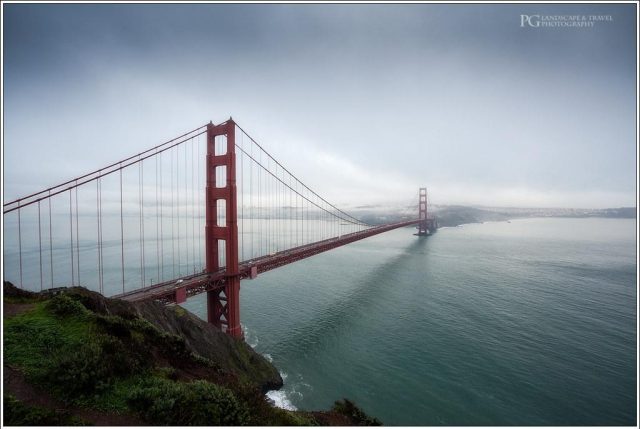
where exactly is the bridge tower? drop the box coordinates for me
[417,187,428,236]
[205,119,242,338]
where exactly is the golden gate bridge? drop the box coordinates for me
[3,118,437,338]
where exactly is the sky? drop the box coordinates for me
[2,3,637,209]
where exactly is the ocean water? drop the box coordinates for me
[181,217,637,425]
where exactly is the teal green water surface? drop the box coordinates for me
[183,217,637,425]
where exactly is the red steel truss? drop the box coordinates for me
[112,121,434,338]
[114,218,421,306]
[5,115,435,339]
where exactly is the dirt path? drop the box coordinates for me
[3,302,36,319]
[4,364,145,425]
[3,300,146,425]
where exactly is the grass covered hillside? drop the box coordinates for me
[3,282,381,426]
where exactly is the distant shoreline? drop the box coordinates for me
[427,206,635,229]
[437,215,636,230]
[358,206,635,228]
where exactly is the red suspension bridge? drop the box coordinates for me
[3,119,437,338]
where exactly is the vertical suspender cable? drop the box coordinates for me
[269,157,272,254]
[120,167,125,293]
[18,207,23,288]
[271,159,274,253]
[274,162,277,252]
[194,139,198,269]
[141,160,146,285]
[262,152,265,255]
[139,162,144,287]
[239,133,243,261]
[160,151,164,280]
[191,138,196,273]
[99,177,104,294]
[75,187,80,285]
[265,154,268,254]
[176,145,180,275]
[322,201,324,241]
[278,163,281,251]
[184,141,189,272]
[38,201,43,291]
[298,180,300,243]
[289,174,292,249]
[197,136,201,269]
[171,148,175,277]
[259,149,263,255]
[278,165,281,251]
[250,140,253,259]
[69,190,74,285]
[284,176,286,248]
[97,180,102,294]
[156,153,160,282]
[49,192,54,288]
[272,159,275,252]
[268,158,270,253]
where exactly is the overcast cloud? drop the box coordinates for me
[3,4,637,209]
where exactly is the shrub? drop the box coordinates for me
[332,398,382,426]
[39,339,107,397]
[37,334,149,399]
[95,314,134,338]
[127,378,249,425]
[45,294,89,318]
[3,395,84,426]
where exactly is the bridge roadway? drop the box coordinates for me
[114,219,421,304]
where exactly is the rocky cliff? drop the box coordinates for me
[3,282,380,426]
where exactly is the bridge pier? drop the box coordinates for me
[205,119,243,339]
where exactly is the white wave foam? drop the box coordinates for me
[240,327,305,413]
[242,324,259,348]
[266,389,297,411]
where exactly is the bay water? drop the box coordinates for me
[180,217,637,425]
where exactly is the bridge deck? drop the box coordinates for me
[114,219,421,303]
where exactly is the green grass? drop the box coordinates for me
[2,290,334,426]
[4,295,151,401]
[4,300,92,373]
[2,292,256,424]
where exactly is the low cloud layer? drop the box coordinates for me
[3,4,636,208]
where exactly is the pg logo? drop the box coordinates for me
[520,15,540,27]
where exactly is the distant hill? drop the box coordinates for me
[433,206,511,227]
[342,205,635,228]
[474,206,637,219]
[430,205,636,228]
